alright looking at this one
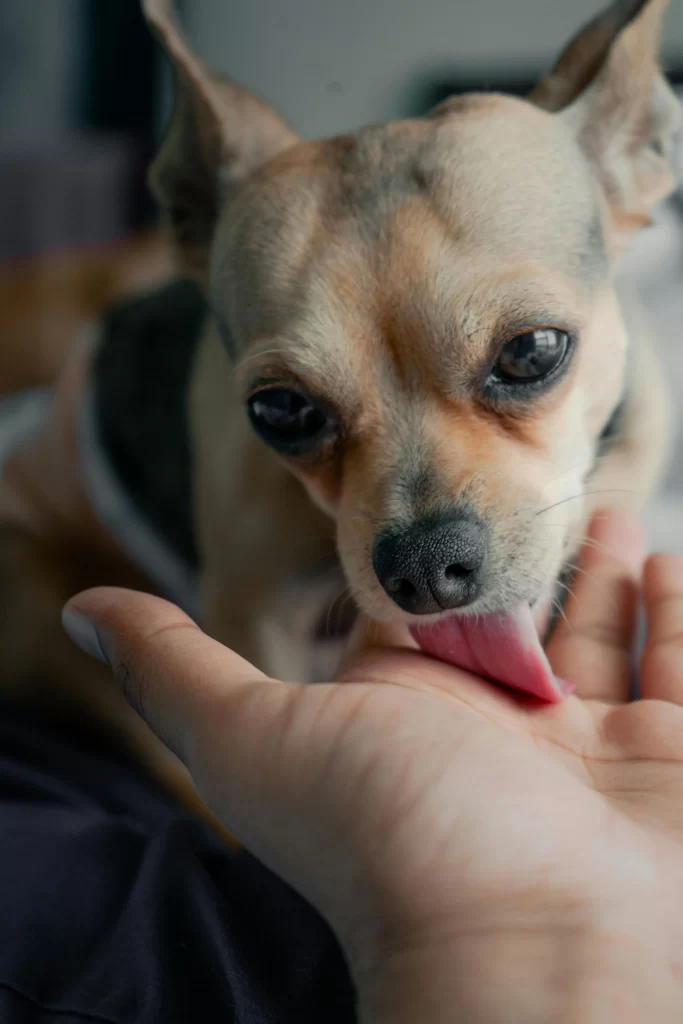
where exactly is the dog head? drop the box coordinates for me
[144,0,678,694]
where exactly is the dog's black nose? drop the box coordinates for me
[372,513,486,614]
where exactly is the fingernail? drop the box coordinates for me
[557,677,576,697]
[62,609,108,664]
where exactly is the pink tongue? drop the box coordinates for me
[411,604,567,703]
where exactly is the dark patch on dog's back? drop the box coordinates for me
[94,278,208,567]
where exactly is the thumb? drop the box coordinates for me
[62,587,269,763]
[61,587,390,942]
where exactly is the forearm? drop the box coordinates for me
[356,928,683,1024]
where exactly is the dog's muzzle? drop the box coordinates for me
[372,511,487,615]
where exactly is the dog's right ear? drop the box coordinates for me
[142,0,299,280]
[530,0,679,241]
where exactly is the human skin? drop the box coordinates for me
[64,509,683,1022]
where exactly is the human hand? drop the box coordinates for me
[63,509,683,1022]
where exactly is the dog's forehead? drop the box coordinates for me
[226,94,600,264]
[214,94,605,375]
[419,95,603,264]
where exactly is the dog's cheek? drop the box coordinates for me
[480,506,564,611]
[284,458,398,619]
[278,435,398,617]
[488,399,592,606]
[284,460,343,518]
[576,290,629,437]
[525,440,590,607]
[333,486,402,622]
[532,441,592,590]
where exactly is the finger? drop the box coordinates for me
[62,586,269,761]
[640,554,683,704]
[547,507,644,702]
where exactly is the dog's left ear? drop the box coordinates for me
[531,0,679,235]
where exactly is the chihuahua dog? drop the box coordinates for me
[0,0,677,793]
[146,0,678,698]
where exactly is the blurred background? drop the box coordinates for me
[1,0,682,546]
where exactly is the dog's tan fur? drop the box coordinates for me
[170,0,677,677]
[0,0,677,816]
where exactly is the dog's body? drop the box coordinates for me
[0,0,678,799]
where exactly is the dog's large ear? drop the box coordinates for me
[142,0,299,279]
[531,0,679,235]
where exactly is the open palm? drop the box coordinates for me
[63,510,683,980]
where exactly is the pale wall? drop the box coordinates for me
[187,0,683,138]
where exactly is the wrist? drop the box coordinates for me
[354,923,683,1024]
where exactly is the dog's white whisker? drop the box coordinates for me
[534,488,644,519]
[560,561,588,578]
[569,535,624,559]
[551,596,572,631]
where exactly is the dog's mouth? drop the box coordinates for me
[410,601,568,704]
[323,562,571,701]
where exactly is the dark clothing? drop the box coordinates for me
[0,699,355,1023]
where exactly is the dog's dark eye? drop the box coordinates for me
[493,329,570,383]
[247,388,334,454]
